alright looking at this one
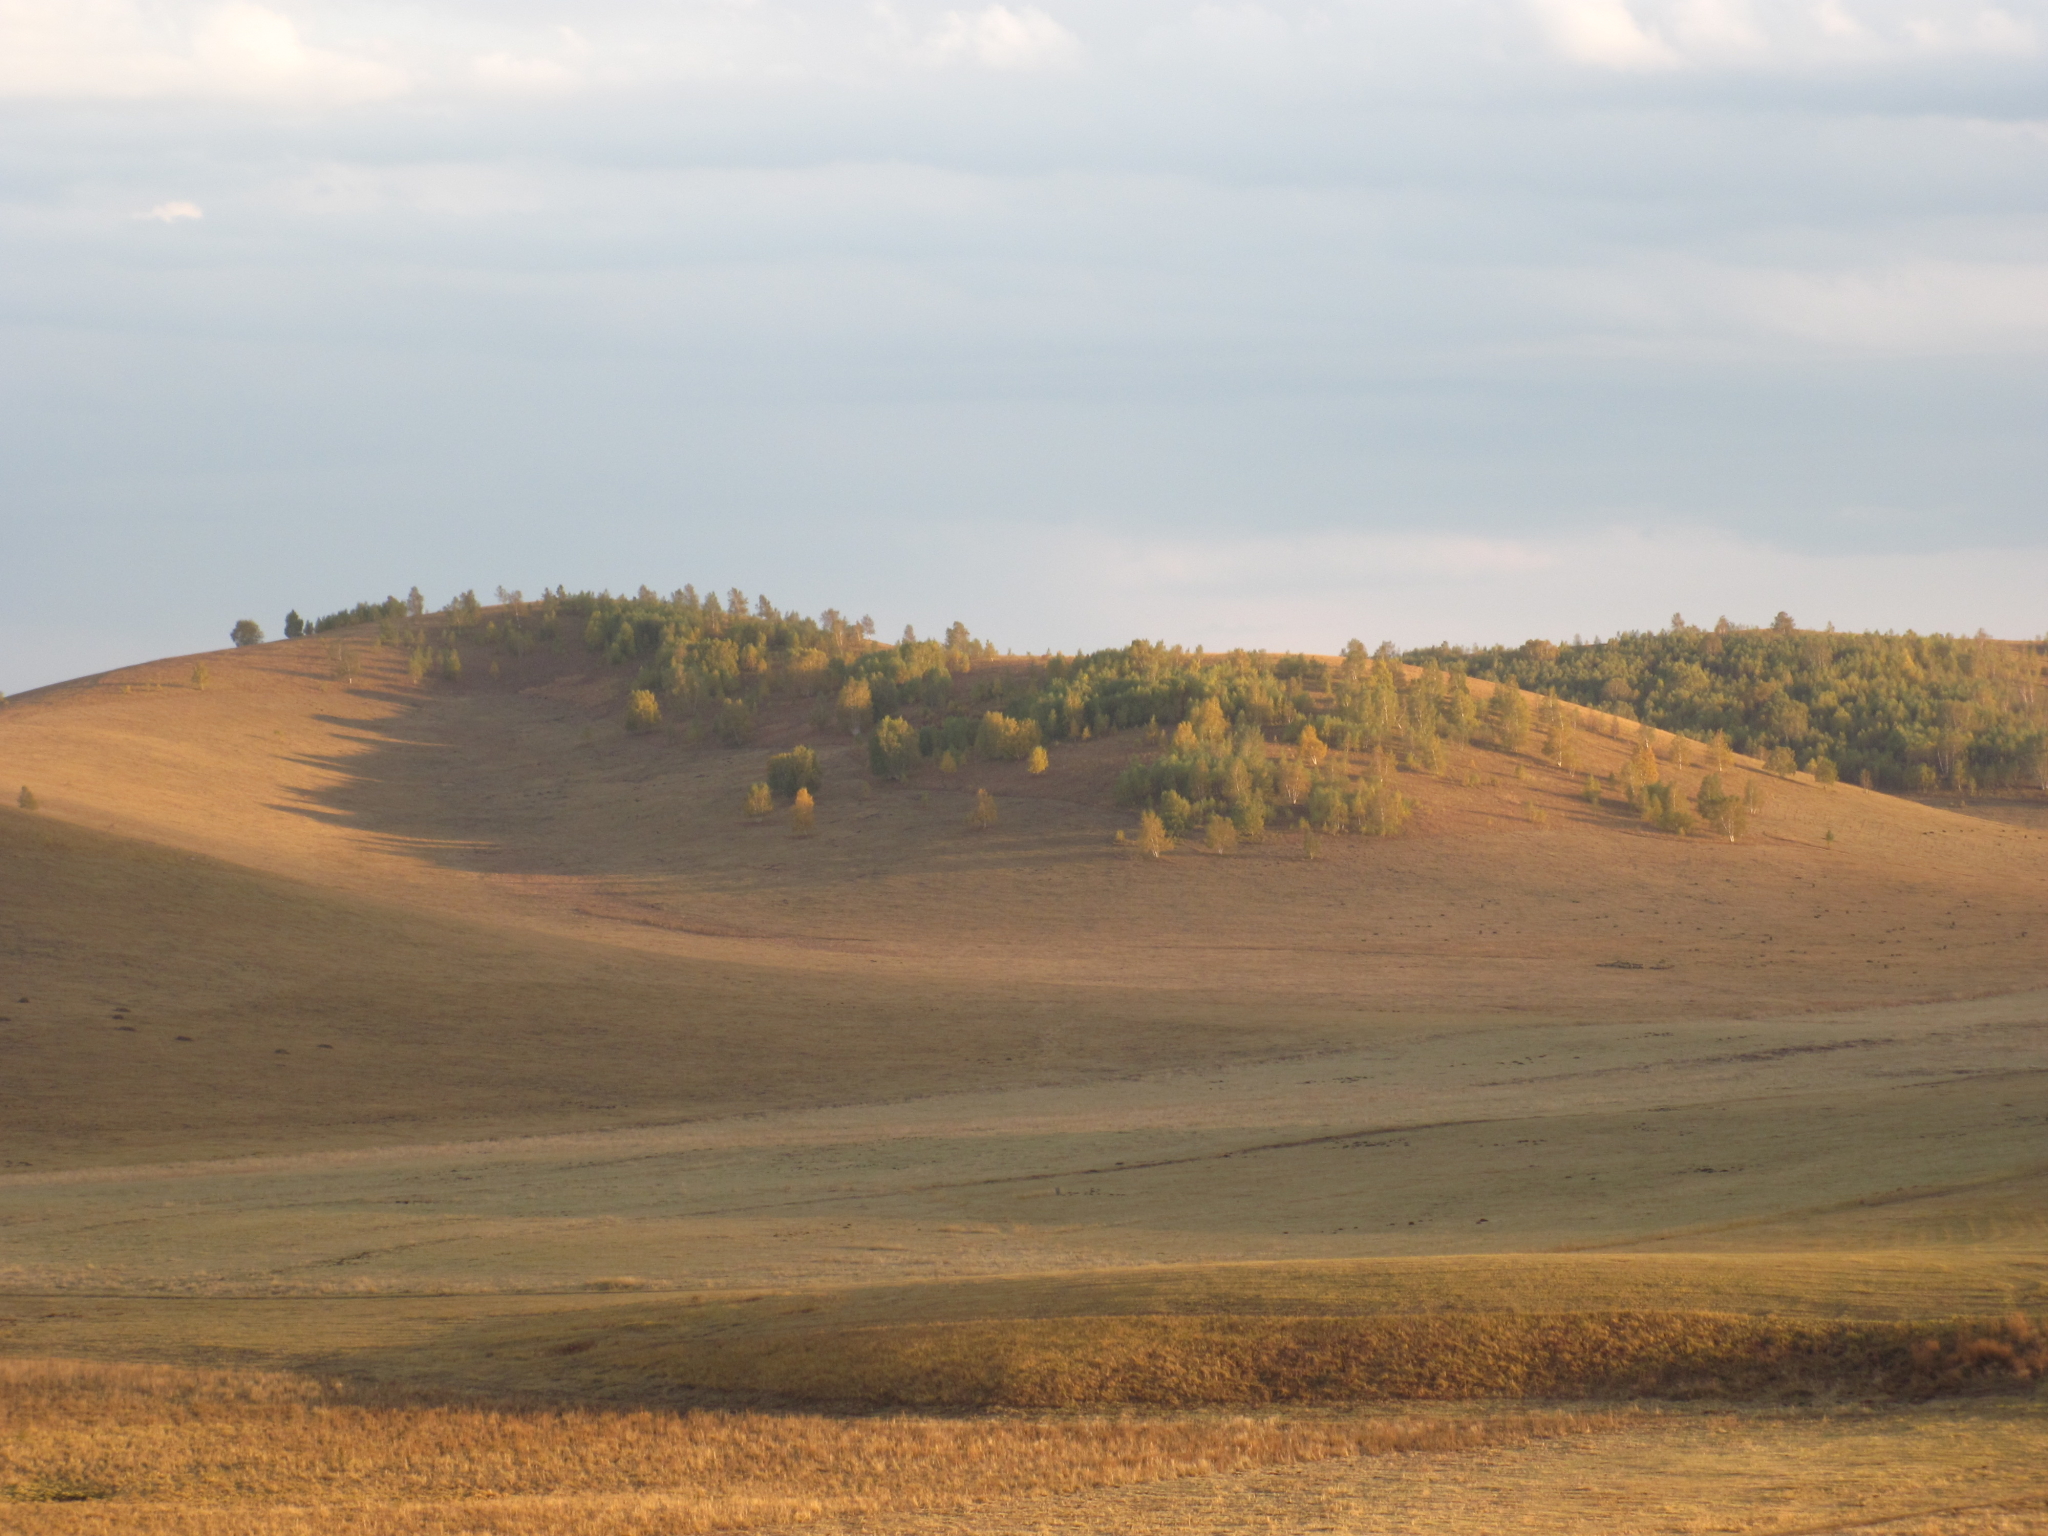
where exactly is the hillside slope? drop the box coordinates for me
[2,618,2045,1170]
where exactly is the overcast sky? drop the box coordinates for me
[4,0,2045,691]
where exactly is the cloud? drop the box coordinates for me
[0,0,405,102]
[1523,0,2040,71]
[915,5,1082,70]
[137,200,204,222]
[1526,0,1680,69]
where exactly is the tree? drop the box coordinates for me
[714,698,755,745]
[1158,789,1193,834]
[1487,677,1529,753]
[1296,722,1327,767]
[406,587,425,618]
[744,782,772,818]
[1026,745,1049,775]
[625,690,662,732]
[767,746,822,799]
[1695,773,1747,841]
[1135,809,1169,858]
[836,678,872,734]
[791,787,816,835]
[868,715,919,779]
[283,610,304,640]
[1204,814,1237,854]
[1623,731,1659,805]
[17,785,37,811]
[191,663,208,690]
[1541,694,1578,769]
[968,788,998,830]
[230,619,264,647]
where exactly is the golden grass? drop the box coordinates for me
[0,1359,1606,1534]
[443,1307,2048,1410]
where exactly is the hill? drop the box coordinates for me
[1,594,2044,1533]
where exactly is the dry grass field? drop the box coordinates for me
[2,615,2044,1531]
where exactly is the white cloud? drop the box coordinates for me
[1527,0,1679,69]
[137,200,204,221]
[915,5,1081,70]
[1524,0,2040,70]
[0,0,405,102]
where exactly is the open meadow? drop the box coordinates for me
[2,604,2045,1532]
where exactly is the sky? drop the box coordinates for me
[3,0,2046,692]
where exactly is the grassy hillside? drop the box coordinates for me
[2,598,2044,1534]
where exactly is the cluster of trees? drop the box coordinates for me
[1405,618,2048,793]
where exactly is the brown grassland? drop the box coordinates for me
[2,613,2045,1532]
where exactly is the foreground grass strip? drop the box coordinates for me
[0,1358,1603,1533]
[588,1309,2048,1408]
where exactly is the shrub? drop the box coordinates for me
[190,663,208,690]
[1158,789,1193,835]
[767,745,822,799]
[442,648,463,682]
[17,785,37,811]
[1026,745,1049,775]
[1581,774,1601,805]
[976,712,1042,761]
[1135,809,1169,858]
[230,619,264,647]
[1306,781,1347,834]
[869,715,919,779]
[1642,781,1694,835]
[791,787,816,835]
[1352,780,1412,837]
[744,783,773,818]
[625,690,662,732]
[714,698,756,746]
[968,788,998,830]
[1204,815,1237,854]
